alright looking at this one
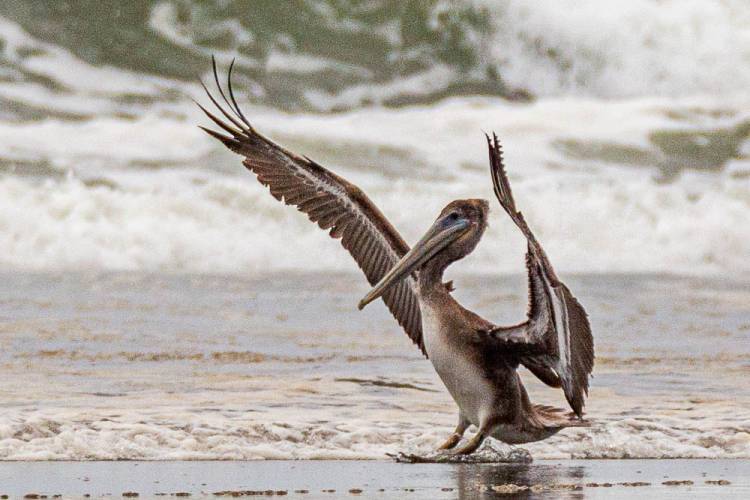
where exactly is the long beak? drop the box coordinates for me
[358,217,471,310]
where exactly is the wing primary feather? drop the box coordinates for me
[197,58,426,357]
[211,55,247,128]
[487,132,594,417]
[195,101,243,137]
[226,59,254,131]
[198,80,246,132]
[198,126,242,150]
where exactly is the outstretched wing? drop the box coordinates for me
[486,133,594,417]
[197,58,425,355]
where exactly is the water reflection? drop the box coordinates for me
[453,463,586,499]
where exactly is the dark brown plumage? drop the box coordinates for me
[198,60,595,455]
[486,133,594,418]
[197,58,424,355]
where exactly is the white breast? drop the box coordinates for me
[421,304,494,426]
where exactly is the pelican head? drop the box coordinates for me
[358,199,489,309]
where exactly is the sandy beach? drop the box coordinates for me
[1,2,750,498]
[0,459,746,498]
[1,271,748,462]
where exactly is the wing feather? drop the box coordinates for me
[198,58,425,356]
[486,133,594,417]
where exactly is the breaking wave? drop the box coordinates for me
[0,2,748,276]
[2,408,748,460]
[2,1,750,111]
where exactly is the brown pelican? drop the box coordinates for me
[197,60,594,455]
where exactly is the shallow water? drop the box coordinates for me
[1,271,747,460]
[0,459,747,499]
[0,0,749,464]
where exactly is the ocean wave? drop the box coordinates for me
[488,0,750,99]
[1,271,746,462]
[1,409,747,460]
[1,7,749,277]
[3,1,750,111]
[1,94,749,276]
[1,167,748,276]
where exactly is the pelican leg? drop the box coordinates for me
[449,423,490,455]
[437,414,470,450]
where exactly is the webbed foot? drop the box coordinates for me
[436,432,462,450]
[447,431,485,455]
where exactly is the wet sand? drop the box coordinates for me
[0,273,748,498]
[1,271,748,461]
[0,459,747,499]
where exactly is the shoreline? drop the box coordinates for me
[1,271,748,461]
[0,459,746,499]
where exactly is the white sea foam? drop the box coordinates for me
[485,0,750,98]
[0,9,748,277]
[0,16,173,97]
[5,1,750,111]
[0,269,745,461]
[2,94,749,276]
[1,406,747,460]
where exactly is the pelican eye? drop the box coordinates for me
[448,212,459,221]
